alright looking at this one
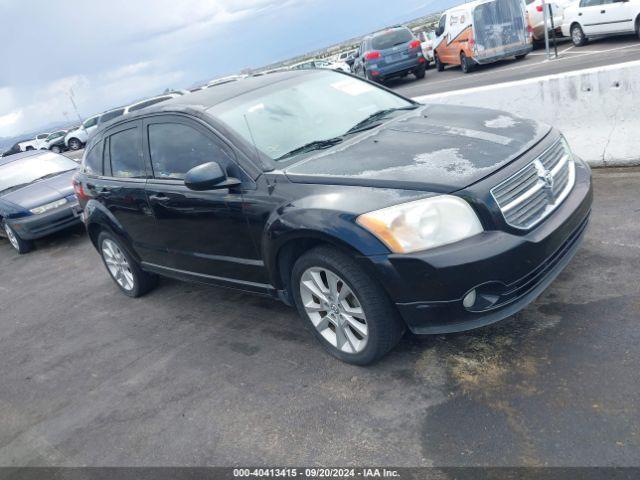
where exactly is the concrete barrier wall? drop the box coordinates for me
[414,60,640,167]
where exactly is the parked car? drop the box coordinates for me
[290,59,351,73]
[2,140,30,157]
[43,130,70,154]
[338,49,358,67]
[434,0,532,73]
[74,69,592,365]
[65,114,100,151]
[352,26,427,83]
[562,0,640,46]
[18,133,51,151]
[419,30,437,65]
[526,0,567,42]
[0,150,81,254]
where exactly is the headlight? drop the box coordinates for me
[30,198,67,215]
[357,195,483,253]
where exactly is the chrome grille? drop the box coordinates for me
[491,138,576,230]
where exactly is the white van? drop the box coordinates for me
[434,0,532,73]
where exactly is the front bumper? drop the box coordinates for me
[8,202,82,240]
[363,158,592,335]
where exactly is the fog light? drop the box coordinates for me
[463,289,477,309]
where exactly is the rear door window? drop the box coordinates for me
[371,29,413,50]
[147,122,234,180]
[108,127,145,178]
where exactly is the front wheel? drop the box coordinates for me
[98,231,157,297]
[435,54,445,72]
[515,53,528,60]
[3,221,33,254]
[50,145,62,154]
[292,246,404,365]
[571,24,588,47]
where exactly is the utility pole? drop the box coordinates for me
[67,88,83,123]
[543,0,551,59]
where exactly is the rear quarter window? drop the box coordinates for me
[83,141,104,175]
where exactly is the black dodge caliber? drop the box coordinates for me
[74,70,592,365]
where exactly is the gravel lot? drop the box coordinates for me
[0,167,638,467]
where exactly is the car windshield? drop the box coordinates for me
[0,153,77,195]
[371,28,413,50]
[209,71,413,162]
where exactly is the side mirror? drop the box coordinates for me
[184,162,240,191]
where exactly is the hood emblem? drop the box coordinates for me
[534,160,554,192]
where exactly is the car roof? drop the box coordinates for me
[0,149,57,166]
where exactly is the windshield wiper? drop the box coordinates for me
[276,137,344,161]
[0,183,32,195]
[345,105,419,135]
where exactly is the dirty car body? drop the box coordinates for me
[74,70,592,363]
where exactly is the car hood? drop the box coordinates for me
[284,105,551,193]
[1,170,77,210]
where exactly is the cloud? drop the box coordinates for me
[0,110,22,130]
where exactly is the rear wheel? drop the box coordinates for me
[636,17,640,40]
[571,24,587,47]
[435,53,445,72]
[2,221,33,254]
[50,145,62,154]
[415,63,426,79]
[515,53,528,60]
[68,138,83,150]
[98,231,157,297]
[460,52,473,73]
[291,246,404,365]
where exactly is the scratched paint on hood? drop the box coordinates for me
[285,104,551,193]
[484,115,519,129]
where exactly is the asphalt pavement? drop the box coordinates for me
[390,35,640,97]
[0,167,638,467]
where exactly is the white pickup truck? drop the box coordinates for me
[18,133,51,151]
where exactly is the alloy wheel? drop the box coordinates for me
[102,239,135,291]
[572,26,584,46]
[299,267,368,354]
[69,139,81,150]
[4,224,19,250]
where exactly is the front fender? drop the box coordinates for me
[261,205,390,289]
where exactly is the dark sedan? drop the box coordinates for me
[74,70,592,365]
[0,151,82,254]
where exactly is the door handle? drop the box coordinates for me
[149,194,170,202]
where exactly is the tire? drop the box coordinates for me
[435,54,445,72]
[571,24,587,47]
[415,63,426,79]
[68,138,83,151]
[636,17,640,40]
[50,145,61,154]
[460,52,473,73]
[515,53,528,60]
[291,246,404,365]
[25,146,34,151]
[97,231,157,298]
[2,220,33,254]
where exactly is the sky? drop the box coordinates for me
[0,0,453,139]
